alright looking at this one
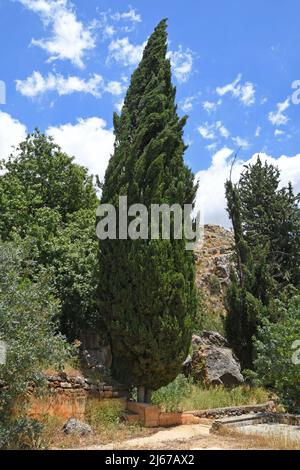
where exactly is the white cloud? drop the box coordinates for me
[255,126,261,137]
[111,8,141,24]
[16,71,104,97]
[274,129,285,137]
[198,121,229,140]
[108,37,146,66]
[206,142,218,152]
[198,123,216,140]
[195,148,300,227]
[0,111,27,160]
[219,124,230,139]
[167,46,193,83]
[16,71,125,98]
[180,96,195,113]
[232,136,249,149]
[216,74,256,106]
[17,0,95,68]
[268,98,290,126]
[46,117,114,180]
[115,99,124,113]
[202,99,222,113]
[104,80,124,96]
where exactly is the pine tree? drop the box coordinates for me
[225,157,300,369]
[97,20,197,401]
[238,158,300,289]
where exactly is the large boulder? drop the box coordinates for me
[63,418,92,437]
[184,331,244,387]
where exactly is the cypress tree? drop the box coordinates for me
[97,19,197,401]
[225,157,300,369]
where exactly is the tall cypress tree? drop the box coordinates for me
[98,20,197,401]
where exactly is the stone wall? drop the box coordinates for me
[26,373,128,421]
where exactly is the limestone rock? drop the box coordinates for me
[63,418,92,436]
[194,224,234,316]
[185,331,244,386]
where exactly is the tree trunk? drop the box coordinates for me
[137,386,145,403]
[144,388,153,403]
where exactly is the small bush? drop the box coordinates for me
[193,292,224,336]
[152,374,269,412]
[86,399,124,429]
[209,275,221,295]
[152,374,192,412]
[0,417,44,450]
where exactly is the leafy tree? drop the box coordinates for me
[0,130,97,240]
[98,19,197,401]
[225,157,300,369]
[53,209,100,339]
[0,242,71,443]
[254,295,300,413]
[0,131,99,337]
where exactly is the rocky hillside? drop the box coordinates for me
[194,224,234,316]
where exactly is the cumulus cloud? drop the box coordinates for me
[46,117,114,180]
[16,71,103,97]
[111,8,141,24]
[0,111,27,160]
[16,71,124,98]
[268,98,290,126]
[202,99,222,113]
[216,74,256,106]
[104,80,124,96]
[232,136,249,149]
[108,37,146,66]
[167,46,193,83]
[17,0,95,68]
[198,121,230,141]
[195,148,300,228]
[180,96,195,113]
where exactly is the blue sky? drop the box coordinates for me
[0,0,300,225]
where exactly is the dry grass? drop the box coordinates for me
[217,426,300,450]
[40,400,156,450]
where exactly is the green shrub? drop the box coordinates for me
[254,295,300,413]
[152,374,193,412]
[0,242,72,448]
[209,275,221,295]
[193,292,224,336]
[152,374,269,412]
[0,418,44,450]
[86,400,124,429]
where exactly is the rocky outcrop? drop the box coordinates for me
[194,225,234,315]
[184,331,244,387]
[63,418,92,436]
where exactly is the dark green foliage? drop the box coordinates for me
[0,417,44,450]
[254,296,300,413]
[225,157,300,369]
[52,209,100,339]
[0,130,97,240]
[0,242,71,436]
[0,131,99,337]
[98,20,197,393]
[238,159,300,288]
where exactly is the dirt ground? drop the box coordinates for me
[70,424,256,450]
